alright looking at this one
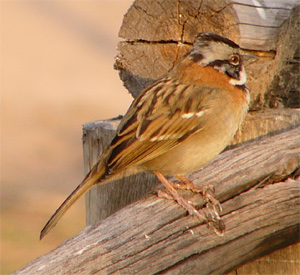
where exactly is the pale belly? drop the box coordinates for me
[140,106,246,176]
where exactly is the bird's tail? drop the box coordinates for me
[40,162,106,240]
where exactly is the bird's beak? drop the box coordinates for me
[241,51,259,65]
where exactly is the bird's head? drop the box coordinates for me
[189,32,258,87]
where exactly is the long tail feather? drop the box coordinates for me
[40,164,106,240]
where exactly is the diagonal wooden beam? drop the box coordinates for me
[14,126,300,275]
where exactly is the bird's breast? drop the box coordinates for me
[141,89,248,176]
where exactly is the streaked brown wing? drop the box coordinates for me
[106,78,219,174]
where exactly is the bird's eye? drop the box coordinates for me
[229,55,240,65]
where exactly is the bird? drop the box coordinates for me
[40,32,257,240]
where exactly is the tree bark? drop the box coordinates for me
[14,126,300,275]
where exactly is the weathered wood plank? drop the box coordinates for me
[13,126,300,274]
[234,0,299,9]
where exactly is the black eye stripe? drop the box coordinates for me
[207,59,229,67]
[206,59,242,81]
[207,59,241,68]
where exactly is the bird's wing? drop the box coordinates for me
[106,78,219,173]
[40,78,221,239]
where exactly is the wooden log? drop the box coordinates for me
[119,0,299,51]
[13,126,300,274]
[114,1,300,110]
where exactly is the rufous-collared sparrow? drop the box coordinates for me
[40,32,258,239]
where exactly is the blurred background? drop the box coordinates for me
[1,0,133,273]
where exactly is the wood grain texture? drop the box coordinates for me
[14,126,300,275]
[232,0,299,50]
[115,1,300,110]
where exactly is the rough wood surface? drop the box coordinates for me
[115,1,300,110]
[14,126,300,275]
[232,0,299,50]
[119,0,298,50]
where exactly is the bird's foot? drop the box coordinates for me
[155,171,207,222]
[176,176,225,235]
[155,171,225,235]
[176,175,222,217]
